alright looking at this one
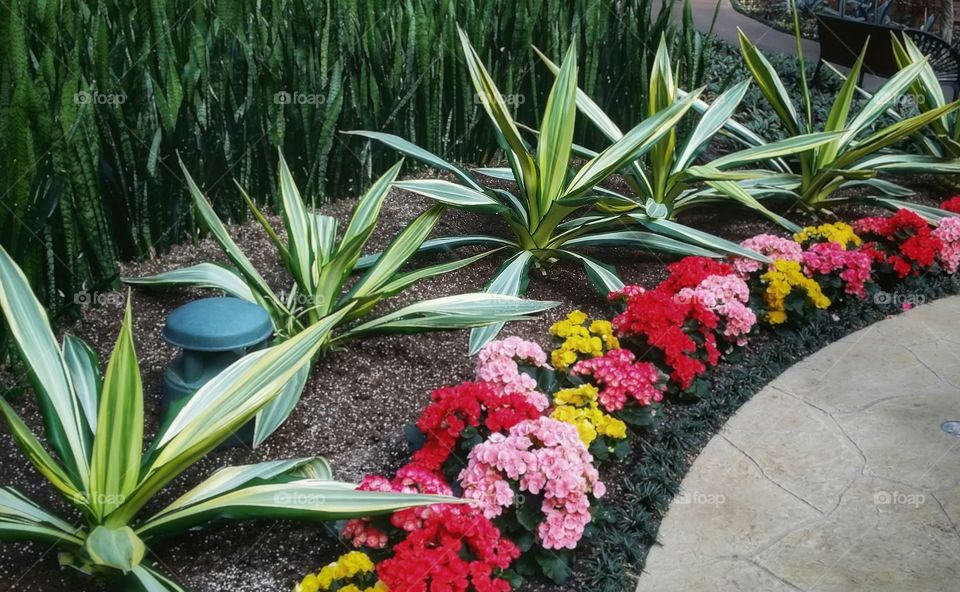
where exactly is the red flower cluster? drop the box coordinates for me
[656,257,736,294]
[854,210,943,278]
[342,465,453,549]
[376,505,520,592]
[611,281,720,389]
[941,196,960,214]
[411,382,541,472]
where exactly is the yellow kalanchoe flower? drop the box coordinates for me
[295,552,383,592]
[760,260,831,324]
[550,310,620,370]
[550,384,627,446]
[794,222,862,249]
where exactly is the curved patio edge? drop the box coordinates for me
[637,295,960,592]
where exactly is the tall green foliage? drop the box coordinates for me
[0,0,698,320]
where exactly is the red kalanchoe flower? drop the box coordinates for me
[656,256,736,294]
[853,210,943,278]
[342,465,453,549]
[940,196,960,213]
[376,506,519,592]
[411,382,541,473]
[612,288,720,389]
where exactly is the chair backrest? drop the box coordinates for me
[904,29,960,83]
[816,14,902,77]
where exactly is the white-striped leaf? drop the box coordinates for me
[0,245,90,487]
[467,251,536,354]
[123,263,257,303]
[394,179,507,214]
[343,131,483,191]
[90,300,143,519]
[62,335,100,433]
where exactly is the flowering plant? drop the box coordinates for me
[459,417,604,581]
[342,465,454,550]
[801,242,873,300]
[854,210,943,279]
[934,217,960,274]
[476,337,550,411]
[295,551,386,592]
[569,349,665,426]
[733,234,804,277]
[941,196,960,214]
[676,273,757,346]
[376,505,520,592]
[610,284,720,392]
[408,382,542,480]
[759,260,831,324]
[794,222,862,249]
[550,384,629,460]
[549,310,619,370]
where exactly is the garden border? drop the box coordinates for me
[576,271,960,592]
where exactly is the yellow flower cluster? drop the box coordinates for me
[794,222,862,249]
[760,260,831,324]
[550,384,627,445]
[549,310,619,370]
[295,552,386,592]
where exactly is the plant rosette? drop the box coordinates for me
[458,417,605,585]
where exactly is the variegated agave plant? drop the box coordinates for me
[347,27,771,353]
[125,154,556,444]
[734,1,960,217]
[0,246,459,591]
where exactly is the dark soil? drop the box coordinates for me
[0,171,952,592]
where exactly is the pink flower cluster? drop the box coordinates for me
[476,337,549,411]
[459,417,605,550]
[676,274,756,344]
[342,465,453,548]
[570,349,664,412]
[802,242,872,298]
[733,234,804,276]
[934,217,960,274]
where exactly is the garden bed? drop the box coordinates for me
[0,171,953,592]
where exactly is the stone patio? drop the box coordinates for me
[637,295,960,592]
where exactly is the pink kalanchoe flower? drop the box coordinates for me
[801,242,872,299]
[570,349,664,412]
[733,234,804,277]
[476,337,549,411]
[459,417,604,550]
[676,273,756,344]
[607,283,646,302]
[934,216,960,274]
[342,465,453,548]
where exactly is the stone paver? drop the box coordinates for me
[638,296,960,592]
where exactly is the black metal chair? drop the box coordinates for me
[814,14,960,99]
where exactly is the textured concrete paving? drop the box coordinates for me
[638,296,960,592]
